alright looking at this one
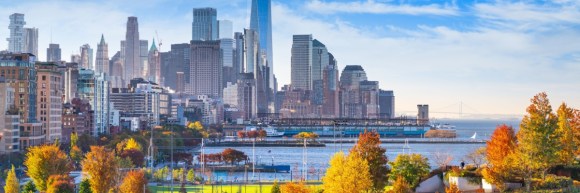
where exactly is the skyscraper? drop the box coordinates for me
[140,40,148,77]
[23,28,38,56]
[7,13,26,53]
[322,60,339,117]
[250,0,274,88]
[80,44,93,69]
[189,40,222,97]
[379,90,395,118]
[234,32,245,74]
[148,39,160,84]
[192,8,217,41]
[36,62,63,143]
[96,35,109,74]
[124,17,140,82]
[312,39,328,82]
[218,20,233,39]
[47,44,61,62]
[244,29,259,75]
[109,51,124,88]
[291,34,313,90]
[167,43,190,90]
[220,38,234,86]
[78,69,109,136]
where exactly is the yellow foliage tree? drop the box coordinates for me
[120,170,147,193]
[446,183,460,193]
[556,103,576,165]
[124,138,142,151]
[82,146,119,193]
[24,144,71,191]
[323,151,372,193]
[386,176,411,193]
[4,165,19,193]
[281,181,310,193]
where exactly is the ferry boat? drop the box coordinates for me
[265,127,285,137]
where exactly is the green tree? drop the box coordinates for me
[389,153,430,189]
[71,133,79,148]
[23,181,37,193]
[4,165,19,193]
[514,92,559,191]
[79,179,93,193]
[350,130,389,192]
[24,144,72,191]
[271,180,281,193]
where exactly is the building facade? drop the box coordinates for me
[36,62,63,143]
[23,28,38,56]
[47,44,61,62]
[250,0,274,89]
[78,69,109,136]
[192,8,218,41]
[95,34,109,75]
[148,39,160,84]
[291,35,313,90]
[7,13,26,53]
[0,78,19,154]
[124,17,141,82]
[80,44,93,69]
[188,40,222,97]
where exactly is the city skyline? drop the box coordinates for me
[1,0,579,118]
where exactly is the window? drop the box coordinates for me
[42,75,46,80]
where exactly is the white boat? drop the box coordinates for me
[433,123,456,130]
[265,127,285,137]
[470,132,477,139]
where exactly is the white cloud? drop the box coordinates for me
[304,0,459,16]
[474,1,580,30]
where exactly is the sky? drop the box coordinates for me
[1,0,579,119]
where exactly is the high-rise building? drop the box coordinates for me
[220,39,234,86]
[7,13,26,53]
[110,79,171,128]
[244,29,259,75]
[62,63,79,103]
[340,65,367,118]
[47,44,61,62]
[250,0,274,89]
[0,78,20,154]
[360,80,380,118]
[291,35,313,90]
[233,32,244,75]
[78,69,109,136]
[218,20,233,39]
[166,43,190,90]
[223,82,238,107]
[71,54,81,63]
[379,90,395,118]
[124,17,141,82]
[159,51,171,87]
[0,53,37,123]
[322,60,339,117]
[36,62,63,143]
[23,28,38,56]
[238,73,257,120]
[95,34,109,74]
[175,71,184,93]
[312,39,328,82]
[109,51,124,88]
[192,8,217,41]
[148,39,160,84]
[188,40,222,97]
[140,40,148,77]
[80,44,93,69]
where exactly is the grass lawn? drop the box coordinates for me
[149,184,322,193]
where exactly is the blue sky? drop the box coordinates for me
[1,0,579,119]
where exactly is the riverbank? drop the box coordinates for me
[205,141,326,147]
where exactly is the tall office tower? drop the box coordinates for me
[139,40,148,77]
[220,39,234,86]
[124,17,140,82]
[339,65,373,118]
[148,39,160,84]
[7,13,26,53]
[0,78,20,153]
[189,40,222,97]
[233,32,244,74]
[78,69,109,136]
[322,59,339,117]
[192,8,217,41]
[71,54,81,63]
[159,51,171,87]
[175,72,184,93]
[0,53,38,123]
[218,20,233,39]
[291,35,313,90]
[23,28,38,56]
[379,90,395,118]
[360,80,379,118]
[95,34,109,74]
[238,73,257,120]
[311,39,328,82]
[62,63,79,103]
[166,43,190,91]
[250,0,274,89]
[80,44,93,69]
[47,44,61,62]
[109,51,124,88]
[36,62,63,143]
[244,29,259,75]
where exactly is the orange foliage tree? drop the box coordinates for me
[556,103,577,165]
[483,124,517,190]
[446,183,460,193]
[82,146,119,193]
[120,170,148,193]
[46,175,75,193]
[350,130,389,192]
[281,181,310,193]
[24,144,72,191]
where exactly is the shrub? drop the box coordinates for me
[532,175,572,190]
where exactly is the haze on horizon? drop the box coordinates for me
[1,0,578,119]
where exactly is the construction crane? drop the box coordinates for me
[155,30,162,51]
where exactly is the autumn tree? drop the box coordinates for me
[23,181,37,193]
[446,183,460,193]
[119,149,145,167]
[46,175,75,193]
[24,144,72,191]
[4,165,19,193]
[79,179,92,193]
[350,130,389,192]
[281,181,310,193]
[556,103,576,165]
[514,93,559,192]
[482,124,517,190]
[124,138,142,151]
[389,153,430,189]
[187,168,195,183]
[323,151,373,193]
[386,176,412,193]
[82,146,119,193]
[271,180,281,193]
[120,170,148,193]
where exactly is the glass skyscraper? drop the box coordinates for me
[192,8,218,41]
[250,0,274,88]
